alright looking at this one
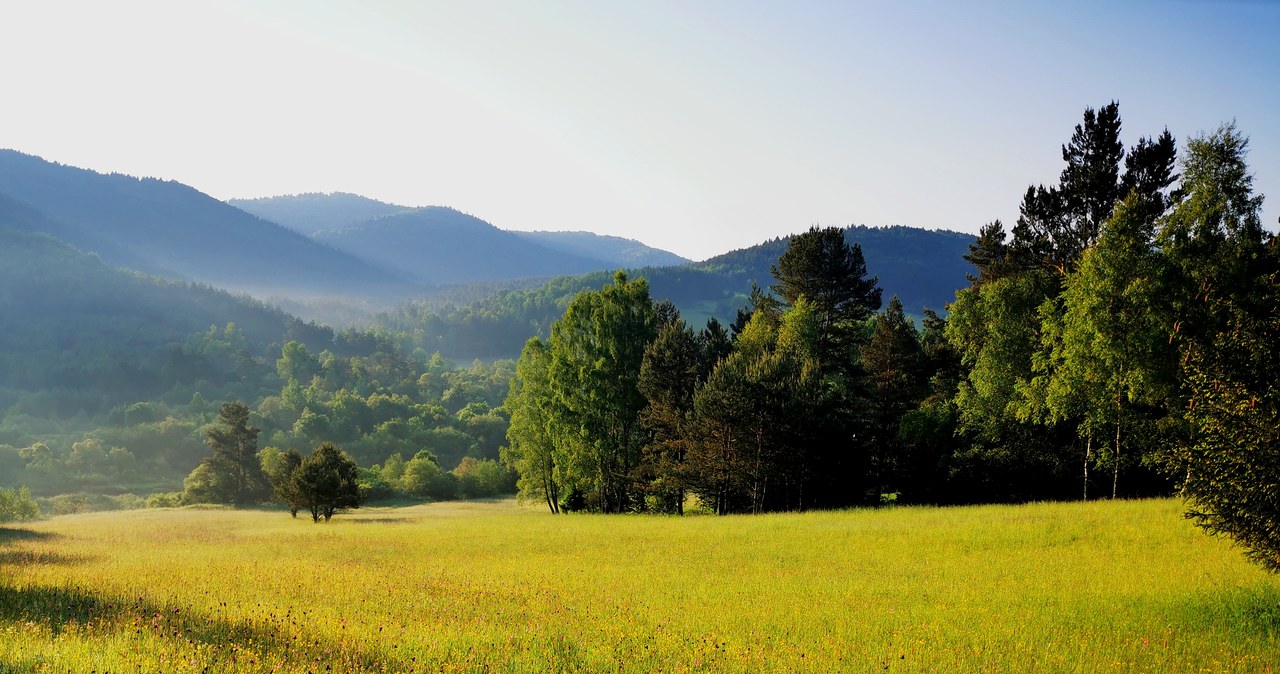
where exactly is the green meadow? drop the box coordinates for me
[1,499,1277,673]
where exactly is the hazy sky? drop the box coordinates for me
[2,0,1276,261]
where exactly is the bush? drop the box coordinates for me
[453,457,516,498]
[46,493,92,516]
[0,486,40,522]
[292,443,364,522]
[402,451,457,500]
[357,468,398,502]
[146,491,185,508]
[109,493,147,510]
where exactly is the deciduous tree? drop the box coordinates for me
[291,443,364,522]
[545,272,656,512]
[1159,124,1280,571]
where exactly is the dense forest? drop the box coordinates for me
[501,104,1280,569]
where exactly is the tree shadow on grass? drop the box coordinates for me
[346,516,414,525]
[0,548,88,566]
[0,526,404,671]
[0,528,84,567]
[1175,584,1280,639]
[0,528,58,544]
[0,583,405,671]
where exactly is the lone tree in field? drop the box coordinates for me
[189,401,271,505]
[292,443,364,522]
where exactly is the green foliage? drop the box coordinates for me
[771,225,882,376]
[276,341,321,384]
[290,443,364,522]
[1158,124,1280,572]
[946,102,1188,503]
[145,491,184,508]
[185,402,270,506]
[862,296,925,496]
[0,486,40,522]
[502,338,562,512]
[452,457,515,499]
[259,446,306,516]
[545,272,657,512]
[687,341,821,514]
[636,319,704,514]
[401,450,457,501]
[1037,194,1175,498]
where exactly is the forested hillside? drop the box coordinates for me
[376,225,976,360]
[0,222,331,414]
[0,216,516,508]
[0,151,409,299]
[230,192,407,236]
[511,230,690,267]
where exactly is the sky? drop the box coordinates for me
[1,0,1276,261]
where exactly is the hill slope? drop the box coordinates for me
[313,207,619,285]
[0,219,332,413]
[379,225,976,359]
[229,192,408,236]
[689,225,977,316]
[511,230,690,268]
[234,193,690,275]
[0,151,409,299]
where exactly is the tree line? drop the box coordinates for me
[502,103,1280,571]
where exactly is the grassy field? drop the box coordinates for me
[1,498,1277,673]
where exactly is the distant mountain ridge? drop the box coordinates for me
[0,150,410,300]
[229,193,407,236]
[0,150,978,363]
[511,230,690,268]
[312,207,614,285]
[232,193,690,273]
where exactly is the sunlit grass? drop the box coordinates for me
[1,498,1277,672]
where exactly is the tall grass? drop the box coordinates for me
[0,498,1276,672]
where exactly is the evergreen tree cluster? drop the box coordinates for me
[505,237,938,513]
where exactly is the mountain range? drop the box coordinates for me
[0,151,406,300]
[231,194,691,280]
[0,148,976,365]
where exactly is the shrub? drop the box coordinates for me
[0,486,40,522]
[146,491,185,508]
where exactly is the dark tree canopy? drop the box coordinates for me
[197,401,270,506]
[637,318,702,514]
[292,443,364,522]
[963,221,1014,284]
[770,226,881,376]
[262,446,305,517]
[771,226,882,324]
[1159,124,1279,571]
[862,296,925,495]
